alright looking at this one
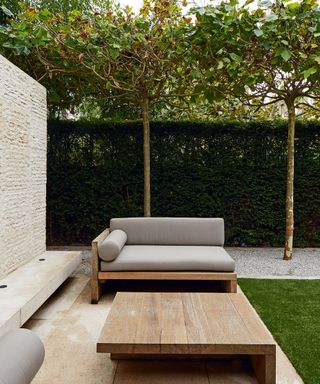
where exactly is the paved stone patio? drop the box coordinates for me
[24,273,304,383]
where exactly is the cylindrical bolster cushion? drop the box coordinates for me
[98,229,127,261]
[0,329,45,384]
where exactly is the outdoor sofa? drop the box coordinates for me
[91,217,237,303]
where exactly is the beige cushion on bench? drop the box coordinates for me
[100,245,235,272]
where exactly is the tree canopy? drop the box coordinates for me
[0,0,198,215]
[193,0,320,259]
[1,0,320,257]
[193,0,320,113]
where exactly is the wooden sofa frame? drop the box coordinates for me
[91,228,237,304]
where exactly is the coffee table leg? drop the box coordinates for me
[250,354,276,384]
[225,280,237,293]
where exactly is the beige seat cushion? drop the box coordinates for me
[100,245,235,272]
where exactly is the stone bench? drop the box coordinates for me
[0,251,81,337]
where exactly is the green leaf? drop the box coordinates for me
[262,40,271,49]
[0,5,14,17]
[281,49,292,61]
[264,13,279,22]
[254,29,263,37]
[230,0,239,6]
[196,7,206,16]
[281,61,291,72]
[190,70,201,79]
[109,48,119,60]
[217,61,224,69]
[276,48,292,61]
[14,45,30,55]
[224,4,234,11]
[299,52,308,59]
[302,67,317,79]
[286,2,300,9]
[229,52,242,63]
[2,42,14,49]
[70,10,81,17]
[281,48,292,61]
[258,0,272,9]
[312,55,320,64]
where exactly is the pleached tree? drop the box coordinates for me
[193,0,320,259]
[1,0,195,217]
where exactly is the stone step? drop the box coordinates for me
[0,251,81,336]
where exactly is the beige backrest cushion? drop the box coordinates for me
[110,217,224,246]
[98,229,127,261]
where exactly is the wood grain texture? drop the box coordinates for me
[228,294,275,349]
[98,292,276,384]
[110,353,245,360]
[98,271,237,281]
[91,228,109,303]
[98,292,275,355]
[250,355,276,384]
[225,279,238,293]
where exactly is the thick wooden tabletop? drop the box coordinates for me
[97,292,275,355]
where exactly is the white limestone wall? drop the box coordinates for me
[0,55,47,278]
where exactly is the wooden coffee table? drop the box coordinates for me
[97,292,276,384]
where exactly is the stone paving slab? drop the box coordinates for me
[0,251,81,336]
[24,277,303,384]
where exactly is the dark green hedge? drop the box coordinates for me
[47,119,320,246]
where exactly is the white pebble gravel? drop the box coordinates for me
[227,247,320,278]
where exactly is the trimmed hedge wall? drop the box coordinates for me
[47,119,320,246]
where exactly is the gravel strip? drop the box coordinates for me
[227,247,320,277]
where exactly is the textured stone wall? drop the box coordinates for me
[0,55,47,278]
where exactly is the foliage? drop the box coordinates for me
[240,279,320,384]
[193,0,320,111]
[47,119,320,246]
[0,0,114,18]
[2,0,320,253]
[0,0,199,215]
[192,0,320,259]
[2,0,319,122]
[0,0,123,119]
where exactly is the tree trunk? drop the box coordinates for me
[142,97,151,217]
[283,104,295,260]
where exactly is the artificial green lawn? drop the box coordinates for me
[239,279,320,384]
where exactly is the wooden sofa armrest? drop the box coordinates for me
[91,228,110,304]
[92,227,110,245]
